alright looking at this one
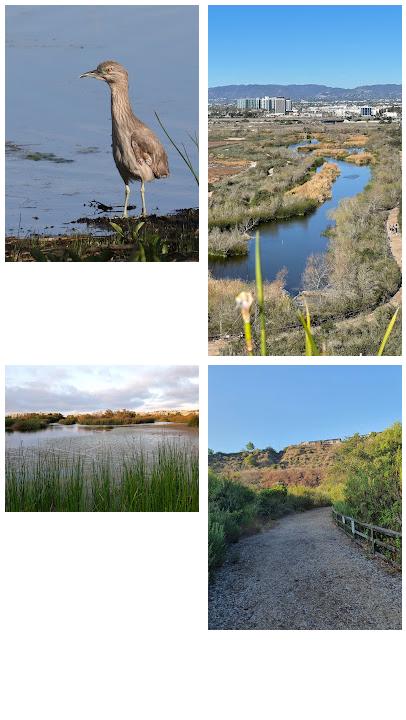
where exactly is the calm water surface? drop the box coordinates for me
[6,6,198,234]
[6,423,198,467]
[209,141,371,294]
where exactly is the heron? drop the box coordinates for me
[80,60,169,218]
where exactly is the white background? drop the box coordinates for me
[1,1,404,719]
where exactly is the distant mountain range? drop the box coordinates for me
[209,84,402,102]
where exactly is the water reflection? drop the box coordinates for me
[6,423,199,468]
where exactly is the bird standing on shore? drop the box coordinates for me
[80,60,169,218]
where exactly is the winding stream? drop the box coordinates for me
[209,141,371,294]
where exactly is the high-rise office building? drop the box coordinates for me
[274,97,286,114]
[237,96,292,114]
[237,98,260,110]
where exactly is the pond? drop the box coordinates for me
[5,5,199,235]
[209,140,371,294]
[6,423,199,469]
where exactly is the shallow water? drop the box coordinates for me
[5,6,199,235]
[6,423,198,467]
[209,141,371,294]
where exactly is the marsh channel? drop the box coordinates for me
[209,140,371,294]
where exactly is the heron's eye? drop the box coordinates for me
[106,67,112,73]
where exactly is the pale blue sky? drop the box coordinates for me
[209,5,402,87]
[209,366,401,452]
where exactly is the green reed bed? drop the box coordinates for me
[5,443,199,512]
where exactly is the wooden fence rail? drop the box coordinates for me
[332,509,402,570]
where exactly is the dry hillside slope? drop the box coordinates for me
[209,439,342,489]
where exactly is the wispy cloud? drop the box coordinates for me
[5,366,199,414]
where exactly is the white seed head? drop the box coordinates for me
[236,291,253,322]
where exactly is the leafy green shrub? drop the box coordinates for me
[209,473,255,512]
[257,485,288,517]
[208,519,226,570]
[59,415,77,425]
[12,418,48,432]
[208,473,258,573]
[330,423,401,531]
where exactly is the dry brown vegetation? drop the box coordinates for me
[208,158,252,184]
[343,134,368,147]
[345,152,374,165]
[238,467,325,489]
[286,161,340,202]
[298,144,373,164]
[209,440,341,490]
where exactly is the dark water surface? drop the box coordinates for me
[209,142,371,294]
[6,6,199,235]
[6,423,198,467]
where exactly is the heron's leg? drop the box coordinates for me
[141,180,147,217]
[123,184,130,218]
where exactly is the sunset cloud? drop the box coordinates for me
[5,366,199,414]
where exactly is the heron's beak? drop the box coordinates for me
[80,69,103,80]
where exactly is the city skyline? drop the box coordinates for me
[209,5,402,87]
[6,366,199,415]
[209,366,401,452]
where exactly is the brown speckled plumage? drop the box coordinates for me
[80,60,169,217]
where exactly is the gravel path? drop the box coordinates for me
[208,508,402,630]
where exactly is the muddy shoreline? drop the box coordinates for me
[6,208,199,262]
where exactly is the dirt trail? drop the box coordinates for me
[209,507,401,630]
[386,206,402,305]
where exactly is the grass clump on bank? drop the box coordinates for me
[6,413,63,432]
[6,444,199,513]
[208,226,249,258]
[208,471,330,573]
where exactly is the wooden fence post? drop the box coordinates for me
[371,527,374,556]
[351,518,355,538]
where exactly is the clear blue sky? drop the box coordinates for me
[208,366,401,452]
[209,5,402,87]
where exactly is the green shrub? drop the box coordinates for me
[208,473,257,573]
[330,423,401,531]
[209,473,255,512]
[12,418,48,432]
[257,485,288,517]
[208,519,226,569]
[59,415,77,425]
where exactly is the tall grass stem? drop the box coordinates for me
[255,231,267,356]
